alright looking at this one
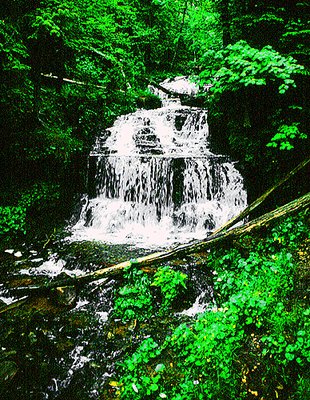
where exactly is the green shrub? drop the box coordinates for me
[114,263,188,322]
[152,266,187,315]
[0,182,60,238]
[267,122,307,150]
[116,211,309,399]
[0,206,27,236]
[113,261,154,322]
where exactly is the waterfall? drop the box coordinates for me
[71,77,247,247]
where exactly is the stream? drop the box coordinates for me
[0,77,247,399]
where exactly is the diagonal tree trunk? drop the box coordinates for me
[74,191,310,285]
[2,159,309,307]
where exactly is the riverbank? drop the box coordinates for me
[0,207,309,399]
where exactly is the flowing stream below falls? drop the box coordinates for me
[0,77,247,399]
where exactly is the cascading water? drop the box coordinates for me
[71,77,247,247]
[0,78,247,399]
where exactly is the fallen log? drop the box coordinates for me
[4,157,309,298]
[41,73,106,89]
[148,79,199,102]
[0,297,28,314]
[212,157,310,235]
[149,80,184,98]
[2,192,309,307]
[147,78,209,106]
[74,191,309,285]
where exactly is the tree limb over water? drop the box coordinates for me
[1,158,309,308]
[76,191,310,285]
[212,157,310,235]
[41,73,106,89]
[74,157,310,284]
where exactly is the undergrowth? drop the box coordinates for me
[0,182,60,239]
[111,210,310,400]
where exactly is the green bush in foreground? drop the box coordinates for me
[114,263,187,323]
[115,211,309,399]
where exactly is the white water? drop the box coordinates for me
[71,77,247,247]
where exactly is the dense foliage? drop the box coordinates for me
[196,0,309,197]
[114,211,310,399]
[1,0,309,240]
[114,263,187,322]
[0,0,201,241]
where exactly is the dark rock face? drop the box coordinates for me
[133,127,163,155]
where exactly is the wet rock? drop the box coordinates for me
[4,249,14,255]
[175,114,188,131]
[54,286,77,307]
[133,127,163,154]
[7,277,35,288]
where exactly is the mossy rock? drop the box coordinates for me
[58,240,148,270]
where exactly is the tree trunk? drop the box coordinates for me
[6,191,309,301]
[74,191,310,285]
[3,158,309,303]
[218,0,231,46]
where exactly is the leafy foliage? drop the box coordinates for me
[114,263,188,322]
[199,40,304,95]
[152,266,187,314]
[114,262,154,323]
[116,211,310,399]
[0,206,27,236]
[0,182,60,238]
[0,20,30,72]
[267,122,307,150]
